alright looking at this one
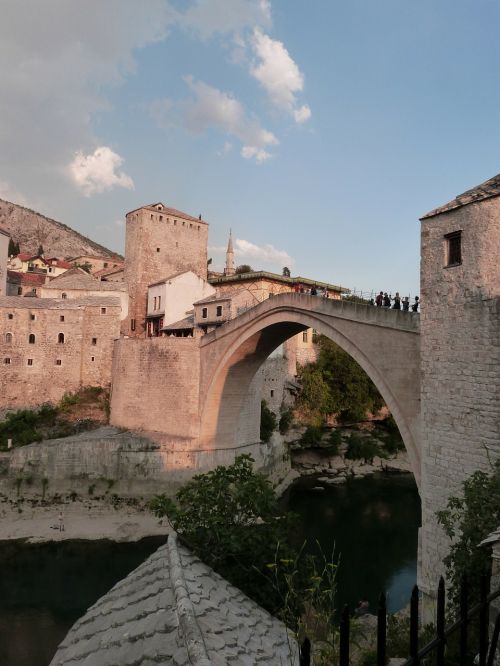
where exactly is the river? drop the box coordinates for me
[0,474,420,666]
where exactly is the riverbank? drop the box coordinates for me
[0,494,170,543]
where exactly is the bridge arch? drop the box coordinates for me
[199,294,421,485]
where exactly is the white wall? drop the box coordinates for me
[148,271,216,326]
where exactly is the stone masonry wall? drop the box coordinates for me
[0,231,8,297]
[110,336,201,440]
[124,207,208,337]
[0,297,121,408]
[419,196,500,600]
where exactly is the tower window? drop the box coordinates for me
[270,390,274,398]
[91,356,95,362]
[5,333,12,344]
[216,305,222,317]
[101,307,106,315]
[61,293,67,299]
[92,337,97,345]
[8,313,13,319]
[56,359,62,366]
[58,333,65,344]
[27,359,33,366]
[445,231,462,267]
[30,314,35,321]
[156,247,160,252]
[202,307,208,319]
[4,358,11,364]
[131,319,136,331]
[29,334,35,344]
[60,315,64,322]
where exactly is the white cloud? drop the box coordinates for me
[180,0,271,38]
[153,77,278,163]
[250,28,311,123]
[235,238,294,267]
[69,147,134,196]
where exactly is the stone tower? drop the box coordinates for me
[224,230,235,276]
[123,203,209,336]
[419,174,500,604]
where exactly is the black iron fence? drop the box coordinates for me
[299,576,500,666]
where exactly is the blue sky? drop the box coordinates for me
[1,0,500,296]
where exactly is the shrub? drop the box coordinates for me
[278,409,294,435]
[300,425,324,447]
[345,435,381,464]
[260,400,277,443]
[328,429,342,454]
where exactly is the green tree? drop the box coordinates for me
[235,264,253,274]
[297,336,384,423]
[437,459,500,606]
[8,238,20,256]
[260,400,277,442]
[37,244,44,256]
[149,454,295,613]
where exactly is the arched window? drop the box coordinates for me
[58,333,65,344]
[29,334,35,344]
[5,333,12,344]
[61,292,67,299]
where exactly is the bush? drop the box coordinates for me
[149,454,296,614]
[278,409,294,435]
[260,400,277,443]
[327,429,342,454]
[300,425,324,447]
[345,435,381,464]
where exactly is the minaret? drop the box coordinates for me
[224,229,235,276]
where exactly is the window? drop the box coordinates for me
[101,307,106,315]
[30,313,35,321]
[58,333,65,344]
[159,216,163,221]
[174,220,177,226]
[91,356,95,362]
[32,288,37,295]
[29,334,35,344]
[5,333,12,344]
[60,315,64,322]
[17,287,22,295]
[302,331,308,343]
[56,359,62,366]
[153,296,157,310]
[270,389,275,398]
[61,293,67,299]
[216,305,222,317]
[4,358,11,364]
[131,319,136,331]
[182,221,185,226]
[445,231,462,267]
[8,313,13,320]
[92,337,97,345]
[190,224,192,229]
[156,247,160,253]
[27,359,33,366]
[158,296,161,310]
[202,307,208,319]
[104,262,108,268]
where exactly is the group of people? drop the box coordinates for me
[293,284,331,298]
[373,292,419,312]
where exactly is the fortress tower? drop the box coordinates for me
[123,203,208,336]
[419,174,500,603]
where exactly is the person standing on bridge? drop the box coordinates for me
[412,296,420,312]
[402,296,410,311]
[383,292,391,307]
[393,292,401,310]
[375,291,383,307]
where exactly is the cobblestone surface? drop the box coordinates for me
[50,535,298,665]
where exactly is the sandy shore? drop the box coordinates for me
[0,495,171,543]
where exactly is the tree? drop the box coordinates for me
[437,459,500,607]
[149,454,294,613]
[74,262,92,273]
[297,336,384,424]
[260,400,277,442]
[8,238,20,256]
[282,266,291,277]
[235,264,253,274]
[37,244,44,257]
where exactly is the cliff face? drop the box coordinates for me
[0,199,120,259]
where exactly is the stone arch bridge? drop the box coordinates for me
[199,293,421,484]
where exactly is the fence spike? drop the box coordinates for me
[436,576,446,666]
[377,592,387,666]
[299,637,311,666]
[479,573,489,666]
[486,614,500,666]
[339,604,350,666]
[460,574,468,666]
[410,585,419,666]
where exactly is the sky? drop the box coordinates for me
[1,0,500,296]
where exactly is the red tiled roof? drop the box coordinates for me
[7,270,47,285]
[47,259,73,269]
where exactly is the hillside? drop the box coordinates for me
[0,199,122,260]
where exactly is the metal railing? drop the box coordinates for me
[299,576,500,666]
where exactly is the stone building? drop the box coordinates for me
[0,296,121,408]
[70,254,123,274]
[40,268,128,321]
[6,269,47,297]
[124,203,209,337]
[419,173,500,604]
[0,226,9,297]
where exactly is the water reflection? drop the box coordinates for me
[284,473,421,614]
